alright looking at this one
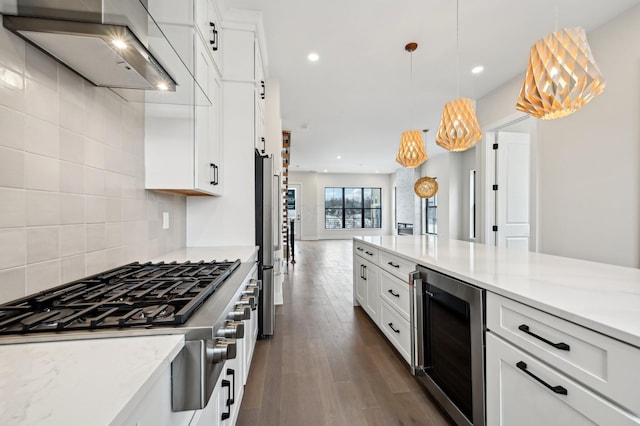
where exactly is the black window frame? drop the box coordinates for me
[324,187,382,229]
[425,180,437,235]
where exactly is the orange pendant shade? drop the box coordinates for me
[396,130,428,168]
[435,98,482,152]
[516,27,606,120]
[414,177,438,198]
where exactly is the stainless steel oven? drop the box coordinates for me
[413,266,485,426]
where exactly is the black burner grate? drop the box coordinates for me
[0,259,241,335]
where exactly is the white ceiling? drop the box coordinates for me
[225,0,640,174]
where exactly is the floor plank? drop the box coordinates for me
[237,239,453,426]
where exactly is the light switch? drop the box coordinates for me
[162,212,169,229]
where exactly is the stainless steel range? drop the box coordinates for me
[0,258,259,412]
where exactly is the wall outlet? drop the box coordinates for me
[162,212,170,229]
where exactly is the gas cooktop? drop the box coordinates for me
[0,259,241,335]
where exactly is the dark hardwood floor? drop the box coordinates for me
[237,240,452,426]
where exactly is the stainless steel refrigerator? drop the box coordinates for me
[255,151,275,337]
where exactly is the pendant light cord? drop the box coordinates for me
[456,0,460,99]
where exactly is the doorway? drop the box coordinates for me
[485,117,537,251]
[287,183,302,241]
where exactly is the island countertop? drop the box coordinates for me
[355,235,640,348]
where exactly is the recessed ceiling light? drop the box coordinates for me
[337,155,341,159]
[471,65,484,74]
[308,52,319,62]
[324,169,328,173]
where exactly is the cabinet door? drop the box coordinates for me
[209,73,223,195]
[354,257,367,307]
[364,262,380,324]
[195,0,222,73]
[195,42,214,193]
[486,332,640,426]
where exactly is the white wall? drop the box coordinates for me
[0,20,186,303]
[476,4,640,267]
[288,171,393,240]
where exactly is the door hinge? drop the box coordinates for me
[493,143,499,150]
[492,184,498,191]
[492,225,498,232]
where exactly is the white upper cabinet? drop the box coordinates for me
[145,0,224,196]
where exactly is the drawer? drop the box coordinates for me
[379,250,415,281]
[354,242,379,263]
[379,269,411,321]
[486,333,640,426]
[379,299,411,364]
[487,292,640,416]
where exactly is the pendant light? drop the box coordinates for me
[516,25,606,120]
[395,44,428,168]
[435,0,482,152]
[396,129,428,168]
[414,176,438,199]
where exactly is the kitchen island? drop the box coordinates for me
[354,235,640,425]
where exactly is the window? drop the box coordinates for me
[426,188,437,235]
[470,170,476,239]
[325,187,381,229]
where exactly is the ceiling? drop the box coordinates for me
[225,0,640,174]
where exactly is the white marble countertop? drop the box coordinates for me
[355,235,640,348]
[150,246,258,263]
[0,335,184,425]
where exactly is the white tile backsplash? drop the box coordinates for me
[26,191,60,226]
[0,105,25,150]
[60,194,85,225]
[86,223,106,252]
[24,116,59,158]
[26,226,59,263]
[59,224,86,257]
[59,129,85,164]
[60,161,84,194]
[0,188,25,228]
[0,229,26,269]
[25,153,60,191]
[0,147,24,188]
[25,259,61,294]
[61,254,86,283]
[0,31,186,299]
[0,266,26,303]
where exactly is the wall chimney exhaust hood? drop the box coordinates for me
[1,1,176,92]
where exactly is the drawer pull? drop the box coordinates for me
[387,289,400,298]
[387,261,400,268]
[516,361,568,395]
[365,251,374,256]
[388,322,400,333]
[356,247,364,252]
[518,324,570,351]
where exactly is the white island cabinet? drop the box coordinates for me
[353,235,640,424]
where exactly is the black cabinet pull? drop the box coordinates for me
[516,361,568,395]
[209,22,218,51]
[387,261,400,268]
[356,247,364,252]
[221,379,231,420]
[226,368,235,405]
[518,324,570,351]
[365,251,373,256]
[210,163,219,186]
[362,265,367,281]
[260,80,265,99]
[388,323,400,333]
[388,289,400,298]
[359,265,364,280]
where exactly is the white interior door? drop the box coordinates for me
[496,131,530,250]
[287,184,301,240]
